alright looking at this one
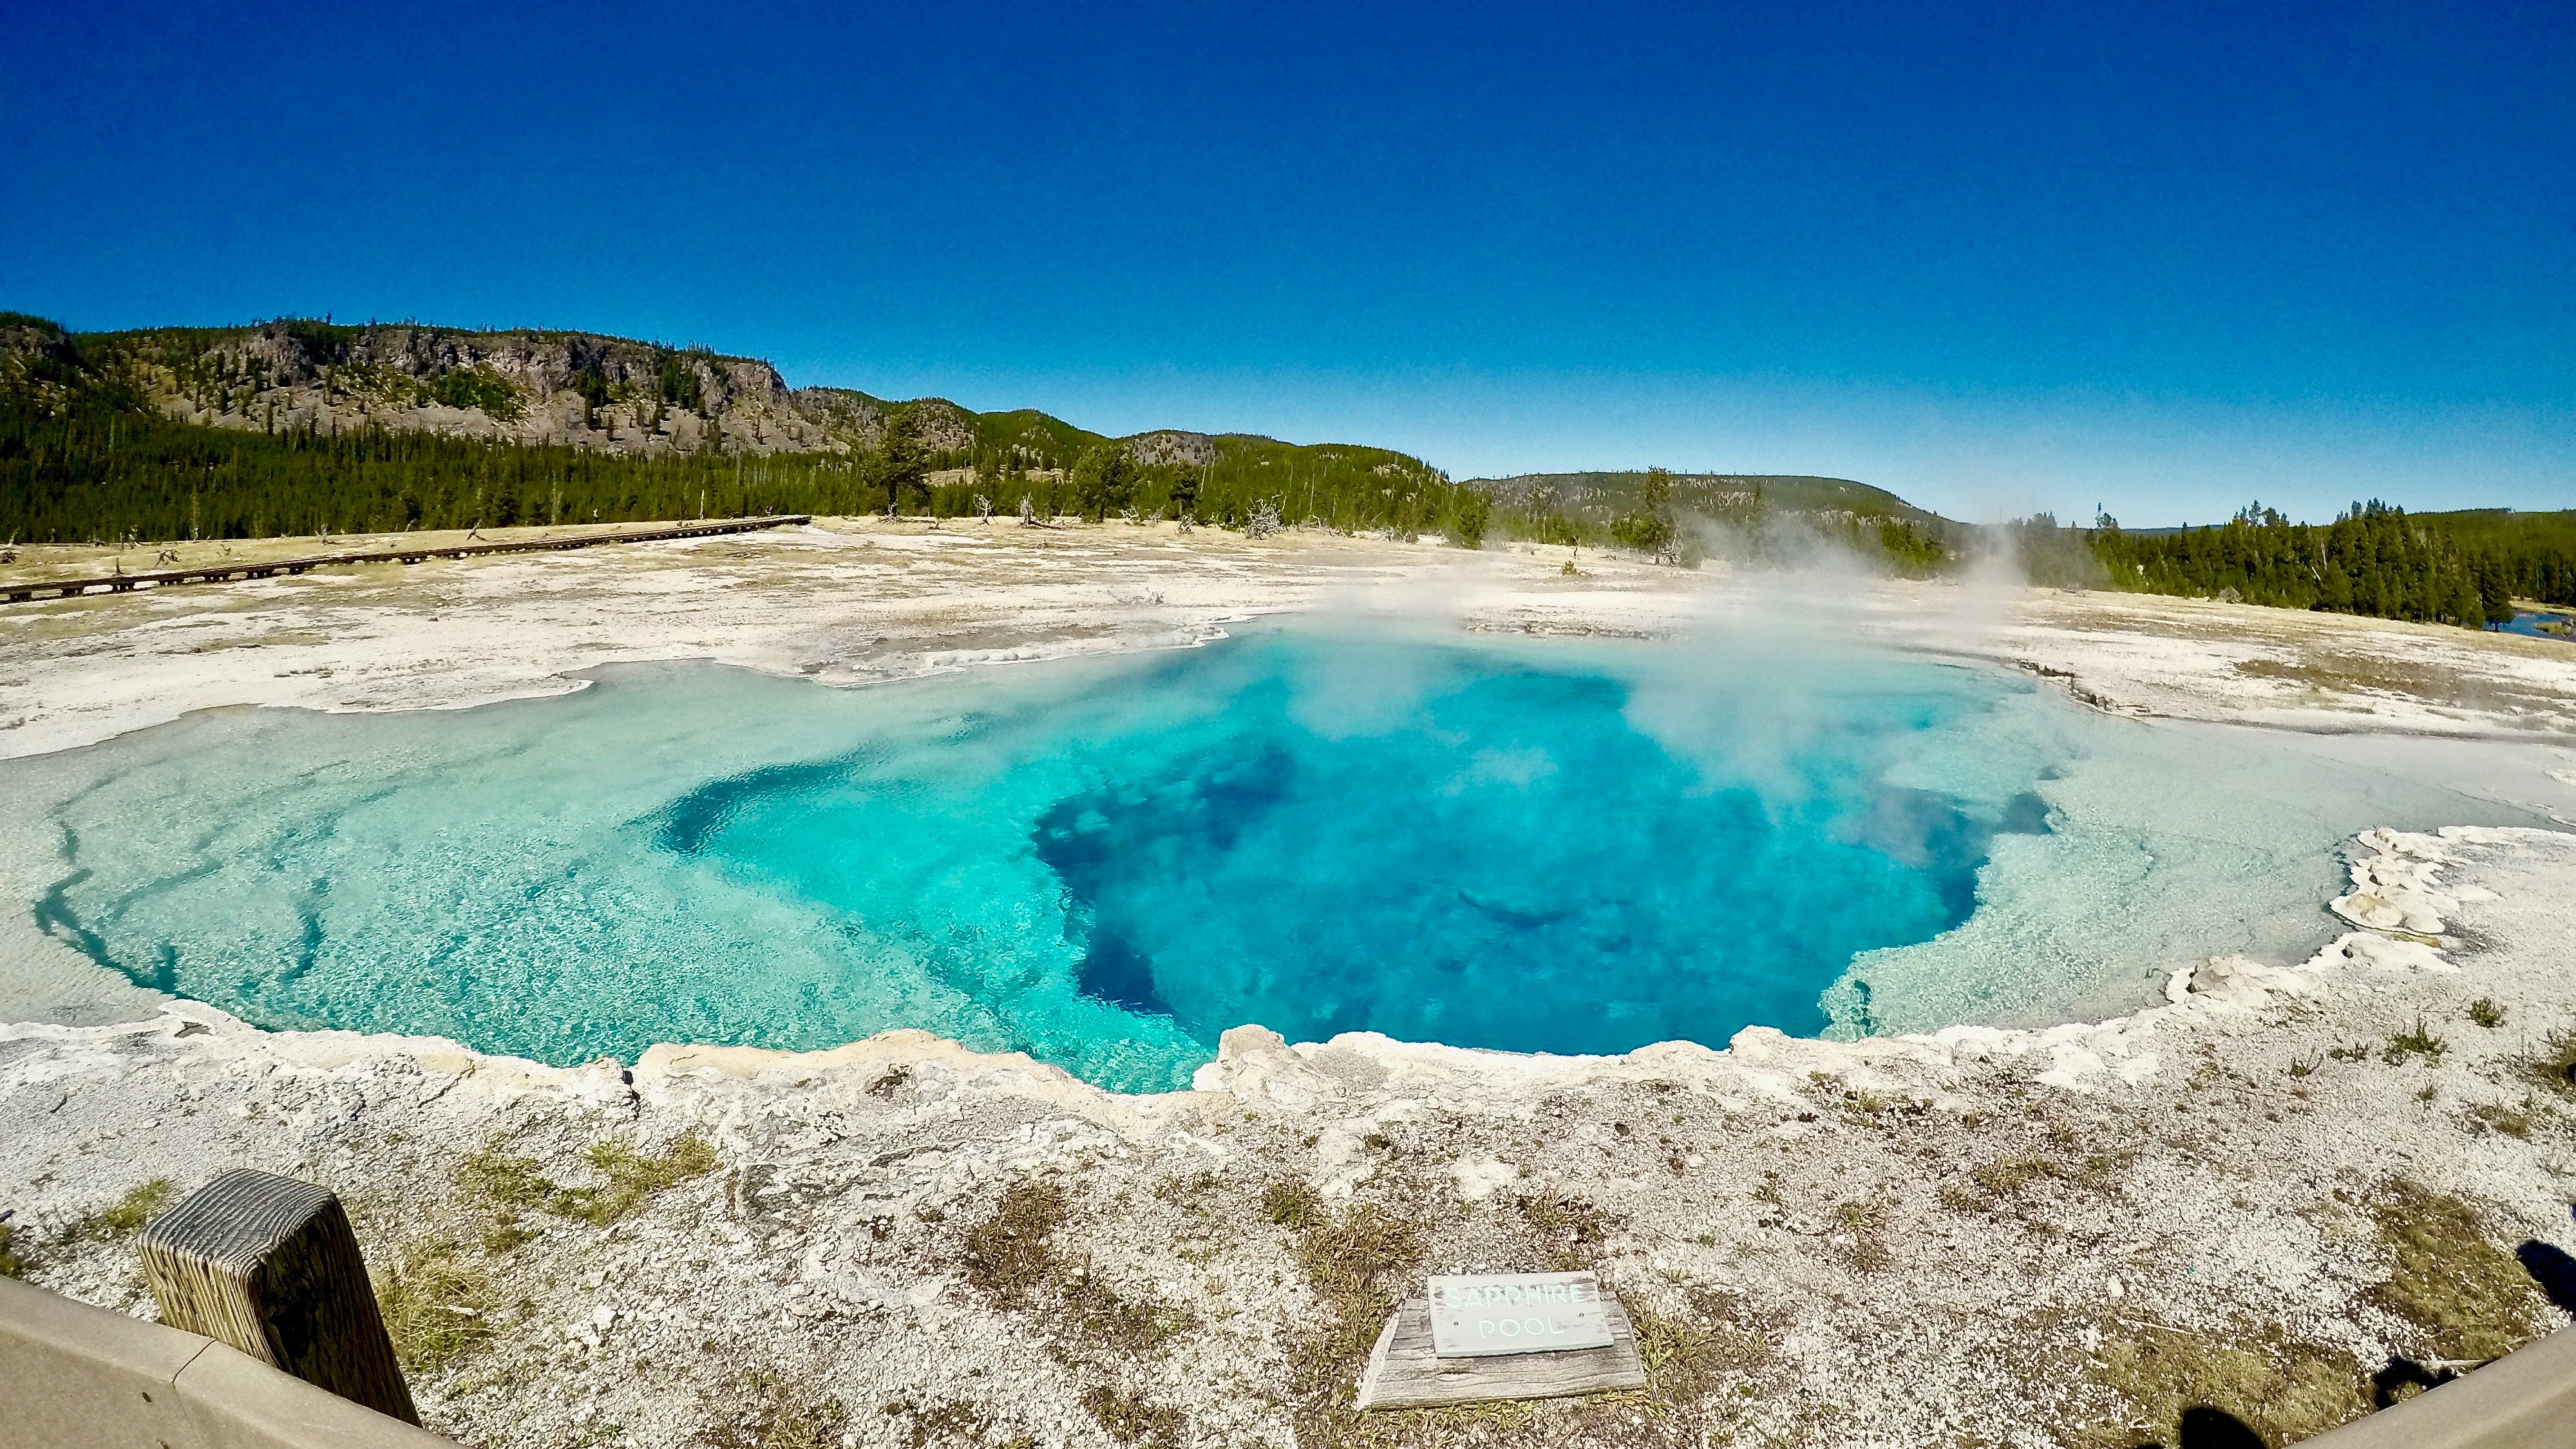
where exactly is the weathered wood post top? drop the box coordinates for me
[139,1168,419,1425]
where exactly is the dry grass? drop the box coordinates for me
[1262,1177,1323,1227]
[2521,1027,2576,1095]
[2464,1099,2537,1139]
[1080,1384,1186,1447]
[705,1367,848,1449]
[2079,1321,2367,1449]
[373,1237,495,1372]
[957,1180,1193,1355]
[1281,1197,1428,1444]
[2365,1181,2550,1360]
[878,1397,990,1449]
[1514,1188,1613,1269]
[456,1130,716,1227]
[1629,1292,1768,1416]
[72,1177,174,1240]
[1944,1150,2130,1213]
[960,1181,1068,1309]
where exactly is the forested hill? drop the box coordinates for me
[0,312,1481,544]
[8,312,2570,634]
[2074,502,2576,627]
[1472,471,1948,531]
[1471,469,1958,575]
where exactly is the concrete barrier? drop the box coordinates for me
[2301,1327,2576,1448]
[0,1276,453,1449]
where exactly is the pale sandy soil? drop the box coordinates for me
[3,524,2575,1449]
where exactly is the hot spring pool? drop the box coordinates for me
[2,626,2546,1091]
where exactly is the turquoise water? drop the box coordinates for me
[12,629,2064,1091]
[2497,611,2573,641]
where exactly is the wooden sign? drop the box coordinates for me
[1355,1277,1647,1411]
[1427,1272,1613,1357]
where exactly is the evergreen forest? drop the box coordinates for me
[0,316,1483,545]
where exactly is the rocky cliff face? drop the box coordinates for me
[50,321,947,459]
[7,314,1274,475]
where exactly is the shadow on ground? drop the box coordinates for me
[2135,1405,2266,1449]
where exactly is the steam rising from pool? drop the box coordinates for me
[6,626,2538,1091]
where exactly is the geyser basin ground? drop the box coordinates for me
[1,625,2544,1092]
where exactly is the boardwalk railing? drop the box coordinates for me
[1,1170,451,1448]
[2300,1326,2576,1448]
[1,515,811,604]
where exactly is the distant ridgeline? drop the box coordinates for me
[1468,469,1954,575]
[0,312,1481,544]
[6,312,2566,630]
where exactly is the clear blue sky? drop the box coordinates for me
[3,0,2568,523]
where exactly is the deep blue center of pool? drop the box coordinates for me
[24,630,2049,1090]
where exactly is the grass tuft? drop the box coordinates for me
[707,1368,848,1449]
[2463,1099,2535,1139]
[2383,1017,2447,1065]
[1629,1293,1768,1416]
[73,1178,175,1240]
[1262,1177,1322,1227]
[2079,1321,2366,1449]
[374,1237,495,1372]
[2365,1180,2550,1360]
[1080,1384,1186,1447]
[1513,1189,1613,1268]
[2521,1027,2576,1095]
[457,1131,716,1227]
[2466,998,2506,1029]
[958,1180,1192,1354]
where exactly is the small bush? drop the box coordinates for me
[2467,998,2506,1028]
[0,1222,25,1278]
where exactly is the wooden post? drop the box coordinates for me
[138,1169,419,1425]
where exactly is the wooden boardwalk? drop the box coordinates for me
[1,516,811,605]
